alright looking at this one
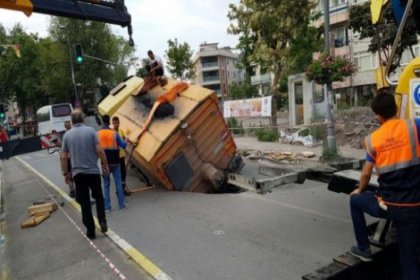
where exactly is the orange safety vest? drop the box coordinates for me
[98,128,119,165]
[365,119,420,207]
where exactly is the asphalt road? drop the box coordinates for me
[5,149,362,280]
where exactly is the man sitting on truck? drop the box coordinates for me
[349,92,420,280]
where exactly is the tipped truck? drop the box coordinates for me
[98,76,242,193]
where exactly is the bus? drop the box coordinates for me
[36,103,73,135]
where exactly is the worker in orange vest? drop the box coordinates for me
[349,92,420,280]
[98,115,128,211]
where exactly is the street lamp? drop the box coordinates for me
[59,26,78,105]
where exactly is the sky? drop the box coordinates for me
[0,0,240,73]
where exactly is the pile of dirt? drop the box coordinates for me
[334,107,378,149]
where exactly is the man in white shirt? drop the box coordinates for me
[147,50,164,76]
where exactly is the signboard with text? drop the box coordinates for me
[223,96,272,118]
[410,78,420,118]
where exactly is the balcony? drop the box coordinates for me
[202,62,219,69]
[251,73,272,85]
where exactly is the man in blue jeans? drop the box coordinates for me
[98,115,128,211]
[350,92,420,280]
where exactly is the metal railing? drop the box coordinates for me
[202,62,218,68]
[251,73,272,85]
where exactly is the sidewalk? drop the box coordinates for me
[0,159,152,280]
[234,136,366,161]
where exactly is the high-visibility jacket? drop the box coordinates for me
[365,119,420,207]
[98,128,119,166]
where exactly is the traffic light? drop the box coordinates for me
[74,43,84,64]
[0,105,5,120]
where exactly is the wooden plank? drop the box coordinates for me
[27,202,57,216]
[20,213,50,229]
[129,186,155,193]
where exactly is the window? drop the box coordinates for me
[295,82,303,105]
[36,107,50,122]
[52,104,72,117]
[354,52,377,71]
[334,26,347,47]
[330,0,346,7]
[400,45,420,64]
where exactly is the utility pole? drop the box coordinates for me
[60,27,78,105]
[324,0,337,155]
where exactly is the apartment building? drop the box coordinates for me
[312,0,377,108]
[192,43,244,100]
[312,0,419,108]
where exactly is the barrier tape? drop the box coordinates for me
[15,158,127,280]
[16,156,173,280]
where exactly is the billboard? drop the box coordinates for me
[223,96,272,118]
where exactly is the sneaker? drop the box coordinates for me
[350,246,373,262]
[100,221,108,233]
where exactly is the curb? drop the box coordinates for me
[15,156,172,280]
[0,163,10,280]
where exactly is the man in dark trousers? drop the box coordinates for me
[61,110,109,240]
[349,92,420,280]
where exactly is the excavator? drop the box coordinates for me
[304,0,420,279]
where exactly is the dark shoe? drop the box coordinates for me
[350,246,373,262]
[100,221,108,233]
[69,190,75,198]
[87,231,96,240]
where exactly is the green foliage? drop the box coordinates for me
[288,12,323,74]
[306,53,356,84]
[136,58,152,78]
[0,18,136,131]
[226,117,244,135]
[348,2,418,72]
[321,141,339,161]
[0,24,48,134]
[235,30,257,79]
[228,0,317,128]
[165,38,195,80]
[49,18,136,98]
[255,127,279,142]
[228,81,259,100]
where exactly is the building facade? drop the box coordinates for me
[313,0,420,107]
[192,43,244,100]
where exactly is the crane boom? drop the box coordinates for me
[0,0,133,44]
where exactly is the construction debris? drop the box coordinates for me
[21,202,58,229]
[244,150,316,162]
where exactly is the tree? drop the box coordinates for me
[0,24,47,134]
[228,0,317,131]
[287,13,323,74]
[165,38,195,80]
[228,81,259,100]
[136,58,152,78]
[48,18,136,103]
[349,2,418,72]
